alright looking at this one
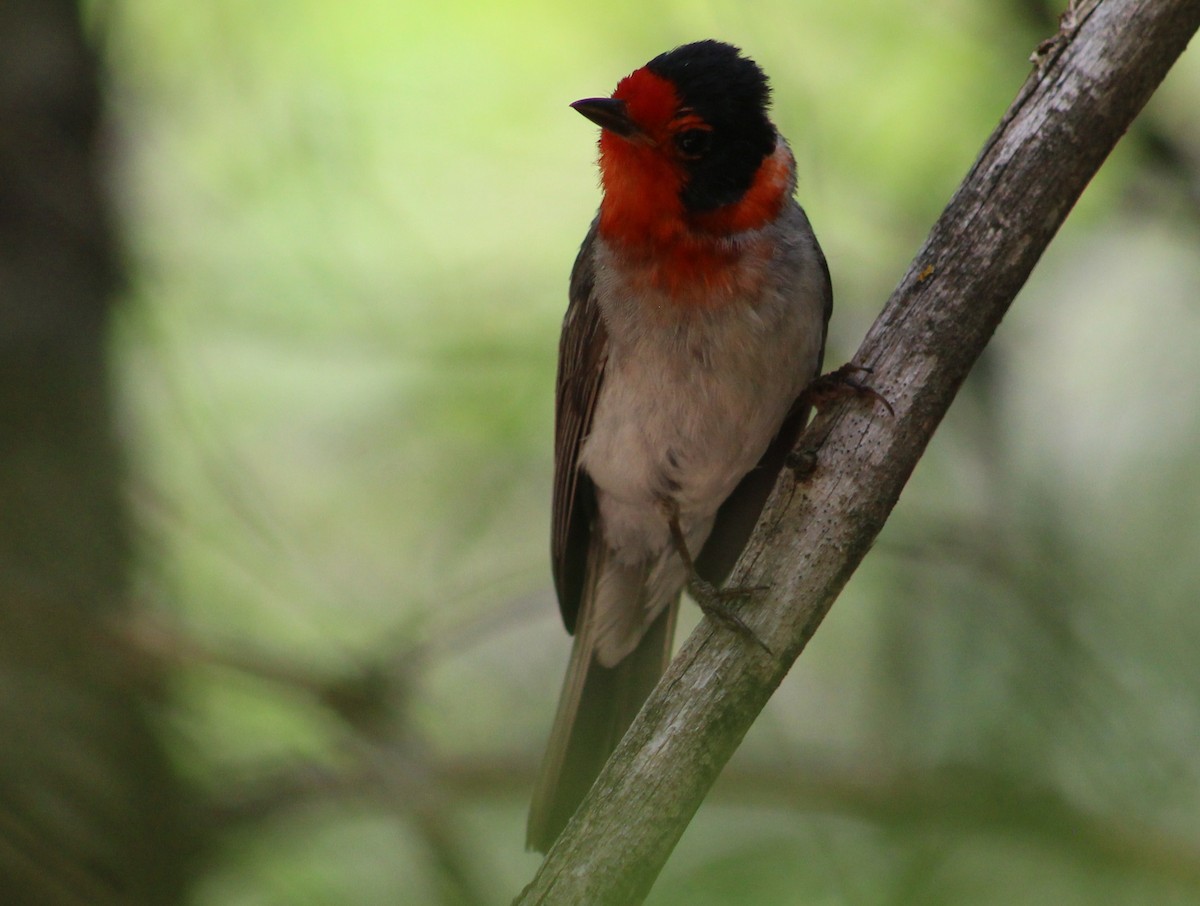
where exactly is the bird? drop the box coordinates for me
[528,39,832,852]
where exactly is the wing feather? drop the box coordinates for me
[551,220,607,633]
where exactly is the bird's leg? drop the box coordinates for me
[662,501,772,656]
[800,362,894,416]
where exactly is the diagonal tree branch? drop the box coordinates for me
[515,0,1200,902]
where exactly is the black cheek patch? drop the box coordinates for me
[681,135,775,212]
[645,40,778,214]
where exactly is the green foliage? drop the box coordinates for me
[87,0,1200,901]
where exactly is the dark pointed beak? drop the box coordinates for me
[570,97,645,140]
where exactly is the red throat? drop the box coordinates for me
[595,69,688,248]
[592,69,791,298]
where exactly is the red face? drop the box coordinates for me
[575,42,792,295]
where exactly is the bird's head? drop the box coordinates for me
[572,41,794,251]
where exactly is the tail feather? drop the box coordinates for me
[527,544,678,852]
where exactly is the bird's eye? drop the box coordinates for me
[674,129,711,158]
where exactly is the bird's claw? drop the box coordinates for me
[801,362,894,416]
[687,577,773,656]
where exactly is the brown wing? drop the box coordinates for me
[551,220,607,633]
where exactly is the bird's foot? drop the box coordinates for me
[800,363,894,416]
[686,575,773,657]
[663,500,774,656]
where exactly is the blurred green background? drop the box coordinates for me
[82,0,1200,902]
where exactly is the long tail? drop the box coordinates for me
[526,547,678,852]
